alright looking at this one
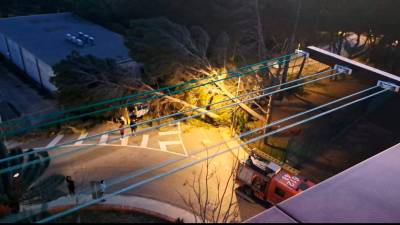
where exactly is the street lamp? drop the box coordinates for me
[12,173,20,178]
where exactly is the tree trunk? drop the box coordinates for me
[337,32,345,55]
[253,0,272,77]
[275,56,290,101]
[355,33,361,47]
[141,84,222,120]
[329,32,335,52]
[289,0,302,53]
[263,66,281,145]
[263,95,274,145]
[280,56,291,86]
[295,54,307,79]
[254,0,267,60]
[213,81,266,122]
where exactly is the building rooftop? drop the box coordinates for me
[246,142,400,223]
[0,12,131,66]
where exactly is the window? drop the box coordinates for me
[298,182,310,191]
[252,177,266,192]
[274,187,285,198]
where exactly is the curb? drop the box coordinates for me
[41,195,197,223]
[48,204,177,222]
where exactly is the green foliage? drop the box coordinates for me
[0,0,71,17]
[235,108,250,133]
[125,17,247,125]
[22,174,66,204]
[209,94,234,125]
[369,38,400,74]
[52,51,139,114]
[125,17,211,85]
[0,143,63,208]
[67,0,116,25]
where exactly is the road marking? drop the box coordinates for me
[46,134,64,148]
[159,131,180,136]
[159,141,181,152]
[99,134,108,145]
[121,136,129,146]
[63,144,186,156]
[140,135,149,148]
[74,133,88,145]
[165,123,178,127]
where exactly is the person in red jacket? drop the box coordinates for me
[119,122,125,139]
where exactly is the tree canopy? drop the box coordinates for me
[51,51,140,108]
[125,17,236,85]
[2,0,399,72]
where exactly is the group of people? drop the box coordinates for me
[66,176,107,201]
[64,108,144,200]
[119,108,139,139]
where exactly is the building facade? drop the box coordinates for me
[0,12,137,92]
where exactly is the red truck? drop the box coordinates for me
[235,154,314,205]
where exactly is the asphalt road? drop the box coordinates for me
[22,121,266,222]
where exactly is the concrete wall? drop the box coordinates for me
[7,38,25,71]
[0,32,57,92]
[20,47,42,86]
[37,59,56,91]
[0,33,9,59]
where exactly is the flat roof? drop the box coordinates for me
[306,46,400,83]
[246,142,400,223]
[0,13,131,66]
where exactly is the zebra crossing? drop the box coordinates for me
[45,134,64,148]
[73,133,87,145]
[41,123,188,156]
[140,135,149,148]
[158,122,188,156]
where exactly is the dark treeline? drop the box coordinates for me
[1,0,399,73]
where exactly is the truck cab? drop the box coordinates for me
[236,154,314,205]
[266,170,314,204]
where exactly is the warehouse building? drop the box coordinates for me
[0,12,136,92]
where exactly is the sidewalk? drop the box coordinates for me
[1,194,197,223]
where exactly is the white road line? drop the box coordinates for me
[74,133,88,145]
[159,131,180,136]
[165,123,178,127]
[65,144,186,157]
[99,134,108,145]
[159,141,181,152]
[121,136,129,146]
[46,134,64,148]
[140,135,149,148]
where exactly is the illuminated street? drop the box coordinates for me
[0,1,400,223]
